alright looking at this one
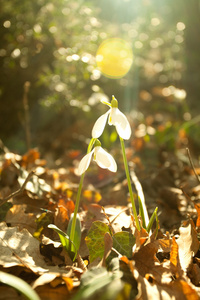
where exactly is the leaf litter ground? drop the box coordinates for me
[0,146,200,299]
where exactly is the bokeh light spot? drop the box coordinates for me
[96,38,133,79]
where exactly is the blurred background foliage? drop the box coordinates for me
[1,0,200,158]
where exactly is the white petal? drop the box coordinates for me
[95,146,117,172]
[77,150,94,175]
[92,110,110,138]
[114,109,131,140]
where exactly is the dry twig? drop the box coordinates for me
[0,170,35,207]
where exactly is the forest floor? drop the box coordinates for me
[0,135,200,300]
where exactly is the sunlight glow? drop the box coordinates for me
[96,38,133,79]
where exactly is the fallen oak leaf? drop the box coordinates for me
[172,280,199,300]
[0,170,35,207]
[170,236,183,279]
[5,204,36,234]
[133,241,173,284]
[138,272,199,300]
[133,223,149,250]
[54,199,75,232]
[32,272,73,290]
[0,222,65,274]
[133,242,159,278]
[18,169,51,198]
[189,263,200,286]
[35,284,72,300]
[194,203,200,229]
[176,219,199,273]
[121,256,200,300]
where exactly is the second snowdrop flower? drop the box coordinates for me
[92,95,131,140]
[77,139,117,175]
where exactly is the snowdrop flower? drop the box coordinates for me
[92,95,131,140]
[77,140,117,175]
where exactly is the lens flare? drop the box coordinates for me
[96,38,133,79]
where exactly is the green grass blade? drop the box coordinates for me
[138,195,147,229]
[48,224,77,261]
[0,271,40,300]
[146,207,158,234]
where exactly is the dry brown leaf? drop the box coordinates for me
[136,272,199,300]
[5,204,36,234]
[20,148,40,168]
[194,203,200,228]
[54,199,75,231]
[170,236,180,268]
[176,220,199,272]
[121,256,199,299]
[134,226,149,250]
[81,204,106,231]
[32,272,73,289]
[173,280,199,300]
[35,285,71,300]
[0,222,63,274]
[190,263,200,286]
[41,235,61,248]
[169,236,183,279]
[154,236,172,252]
[104,206,132,233]
[133,242,170,282]
[0,286,24,300]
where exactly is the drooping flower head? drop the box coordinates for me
[77,139,117,176]
[92,95,131,140]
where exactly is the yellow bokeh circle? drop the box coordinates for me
[96,38,133,79]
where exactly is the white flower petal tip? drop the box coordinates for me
[92,110,110,138]
[77,146,117,175]
[77,151,94,176]
[114,110,131,140]
[116,123,131,140]
[95,146,117,173]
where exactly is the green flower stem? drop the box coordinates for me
[120,137,140,231]
[70,172,85,243]
[70,138,96,244]
[87,138,95,153]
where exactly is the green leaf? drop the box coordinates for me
[67,213,82,257]
[48,224,77,261]
[85,221,111,262]
[0,271,40,300]
[112,232,135,258]
[138,196,147,229]
[146,207,158,235]
[71,267,123,300]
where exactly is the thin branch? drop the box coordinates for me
[0,170,35,207]
[186,148,200,184]
[23,81,31,150]
[0,139,9,153]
